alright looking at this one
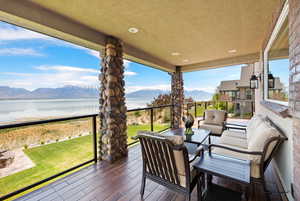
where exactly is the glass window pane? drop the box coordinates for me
[267,17,289,102]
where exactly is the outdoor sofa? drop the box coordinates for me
[209,114,287,199]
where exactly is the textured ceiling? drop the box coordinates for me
[14,0,283,71]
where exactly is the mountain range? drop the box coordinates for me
[126,89,212,101]
[0,86,213,101]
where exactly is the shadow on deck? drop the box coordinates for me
[15,145,283,201]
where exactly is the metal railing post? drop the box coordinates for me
[92,116,97,163]
[150,108,154,131]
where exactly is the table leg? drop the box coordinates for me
[207,174,212,186]
[241,185,249,201]
[197,175,203,201]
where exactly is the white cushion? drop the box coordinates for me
[199,123,223,135]
[219,135,248,149]
[246,114,264,142]
[222,130,247,139]
[204,110,226,126]
[248,121,281,163]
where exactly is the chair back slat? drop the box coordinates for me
[156,141,171,181]
[140,138,155,175]
[152,140,167,180]
[161,142,176,183]
[138,134,183,186]
[147,139,160,176]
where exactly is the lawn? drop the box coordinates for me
[0,123,169,199]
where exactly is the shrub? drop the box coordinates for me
[56,139,59,142]
[40,141,45,145]
[24,144,29,149]
[134,111,141,117]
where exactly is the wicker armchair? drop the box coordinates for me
[136,132,204,201]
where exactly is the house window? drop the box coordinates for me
[245,89,252,100]
[264,1,289,105]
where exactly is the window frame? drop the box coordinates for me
[263,1,289,106]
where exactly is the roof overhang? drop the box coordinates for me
[0,0,282,72]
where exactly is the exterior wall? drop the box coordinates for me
[255,58,294,200]
[289,0,300,200]
[255,26,295,201]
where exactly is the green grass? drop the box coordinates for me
[0,124,169,199]
[127,124,169,144]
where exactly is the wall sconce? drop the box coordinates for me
[250,74,261,89]
[268,73,275,89]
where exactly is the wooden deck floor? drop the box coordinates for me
[15,145,283,201]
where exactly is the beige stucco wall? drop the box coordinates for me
[254,61,294,201]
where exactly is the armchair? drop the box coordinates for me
[136,132,204,201]
[198,109,227,143]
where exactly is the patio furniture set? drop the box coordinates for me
[135,110,287,201]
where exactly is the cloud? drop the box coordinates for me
[0,48,44,56]
[0,24,50,41]
[124,71,137,76]
[87,49,100,58]
[35,65,98,73]
[0,64,100,90]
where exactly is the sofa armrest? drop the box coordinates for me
[208,144,263,156]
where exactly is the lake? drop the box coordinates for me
[0,98,149,124]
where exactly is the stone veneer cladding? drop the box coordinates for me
[99,36,127,163]
[290,0,300,200]
[171,66,184,129]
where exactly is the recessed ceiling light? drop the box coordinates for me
[171,52,180,56]
[228,49,237,53]
[128,27,139,33]
[183,59,189,62]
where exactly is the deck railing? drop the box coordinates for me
[0,104,172,200]
[184,100,254,119]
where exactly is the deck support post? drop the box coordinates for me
[171,66,184,129]
[99,36,127,163]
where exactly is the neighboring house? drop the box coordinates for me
[217,64,284,116]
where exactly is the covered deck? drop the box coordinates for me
[0,0,299,200]
[15,145,282,201]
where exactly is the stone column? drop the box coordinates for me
[99,36,127,163]
[290,0,300,199]
[171,66,184,129]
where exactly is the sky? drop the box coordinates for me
[0,21,289,94]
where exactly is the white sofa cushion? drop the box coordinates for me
[246,114,264,142]
[212,115,282,179]
[222,130,247,139]
[219,135,248,149]
[248,121,281,163]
